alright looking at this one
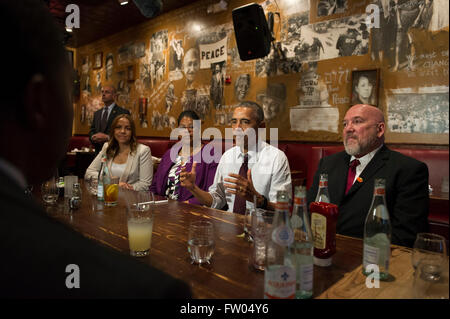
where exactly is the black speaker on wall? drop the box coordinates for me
[232,3,271,61]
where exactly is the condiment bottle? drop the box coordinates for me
[310,174,339,267]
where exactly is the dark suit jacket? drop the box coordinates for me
[89,104,130,154]
[307,145,429,248]
[0,170,191,298]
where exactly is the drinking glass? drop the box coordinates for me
[127,192,155,257]
[85,176,98,196]
[244,208,254,242]
[188,220,215,264]
[41,177,58,205]
[411,233,447,282]
[104,176,120,206]
[413,259,449,299]
[250,209,274,271]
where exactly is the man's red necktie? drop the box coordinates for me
[345,159,360,194]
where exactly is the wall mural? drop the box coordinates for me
[74,0,449,144]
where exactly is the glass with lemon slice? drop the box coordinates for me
[104,177,120,206]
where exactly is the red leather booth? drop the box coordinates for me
[66,135,449,240]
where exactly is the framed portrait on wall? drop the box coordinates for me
[93,52,103,69]
[127,65,136,81]
[351,69,380,107]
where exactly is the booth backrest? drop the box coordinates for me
[67,135,448,192]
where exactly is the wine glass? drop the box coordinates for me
[411,233,447,282]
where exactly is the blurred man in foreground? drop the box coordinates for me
[0,0,190,298]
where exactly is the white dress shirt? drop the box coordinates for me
[349,144,383,184]
[209,141,292,212]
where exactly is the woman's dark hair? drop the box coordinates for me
[106,114,137,159]
[177,110,200,125]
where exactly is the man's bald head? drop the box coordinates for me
[343,104,385,158]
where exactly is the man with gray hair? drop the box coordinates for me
[307,104,429,247]
[180,101,291,213]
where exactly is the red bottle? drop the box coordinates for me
[309,174,339,267]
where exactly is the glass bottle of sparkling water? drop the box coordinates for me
[264,190,296,299]
[315,173,330,203]
[291,186,314,299]
[97,156,107,201]
[362,178,391,280]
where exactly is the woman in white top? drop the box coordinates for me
[85,114,152,191]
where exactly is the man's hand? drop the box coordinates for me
[180,162,197,191]
[92,133,109,143]
[224,169,261,204]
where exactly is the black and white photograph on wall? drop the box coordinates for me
[297,62,331,107]
[105,53,114,81]
[169,39,184,81]
[370,0,449,71]
[351,69,379,107]
[95,71,102,94]
[282,11,309,42]
[181,88,210,120]
[140,63,151,89]
[93,52,102,69]
[118,43,132,65]
[387,90,449,134]
[82,74,91,93]
[255,42,302,77]
[292,14,369,62]
[234,74,250,101]
[134,42,146,59]
[256,83,287,122]
[183,47,200,89]
[210,62,225,110]
[151,110,176,131]
[317,0,347,17]
[116,71,131,106]
[150,30,168,86]
[81,56,90,74]
[165,82,177,113]
[80,104,86,124]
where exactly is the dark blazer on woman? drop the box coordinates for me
[307,145,429,247]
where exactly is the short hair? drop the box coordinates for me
[0,0,68,114]
[177,110,200,125]
[237,101,265,123]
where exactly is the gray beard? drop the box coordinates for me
[344,134,379,157]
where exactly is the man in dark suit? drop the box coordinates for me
[89,85,130,154]
[0,0,190,298]
[307,104,429,247]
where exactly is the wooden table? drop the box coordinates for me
[39,181,449,299]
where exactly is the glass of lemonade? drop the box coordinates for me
[188,220,215,264]
[127,198,154,257]
[104,176,119,206]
